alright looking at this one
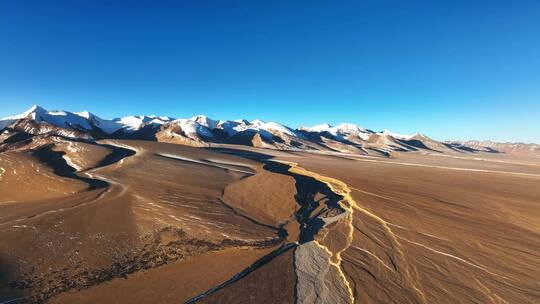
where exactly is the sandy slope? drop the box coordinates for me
[0,152,87,203]
[0,140,286,303]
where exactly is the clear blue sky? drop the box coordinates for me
[1,1,539,142]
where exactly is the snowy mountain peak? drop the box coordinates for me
[234,119,250,125]
[26,104,46,114]
[191,115,218,129]
[3,105,96,131]
[250,119,265,127]
[379,129,413,140]
[115,116,154,130]
[306,123,332,132]
[6,105,48,120]
[408,132,424,139]
[334,123,365,132]
[259,121,300,137]
[74,110,96,120]
[302,123,371,140]
[191,114,209,120]
[171,119,214,138]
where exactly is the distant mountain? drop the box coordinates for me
[1,105,536,156]
[445,140,540,156]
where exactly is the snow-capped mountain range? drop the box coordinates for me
[1,105,537,156]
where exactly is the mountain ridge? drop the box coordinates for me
[1,105,538,157]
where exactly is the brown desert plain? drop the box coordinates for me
[0,138,539,304]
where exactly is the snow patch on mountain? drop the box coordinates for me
[2,105,47,121]
[303,123,372,140]
[304,123,332,133]
[112,115,172,132]
[170,119,214,138]
[1,105,94,131]
[379,129,415,140]
[191,115,219,129]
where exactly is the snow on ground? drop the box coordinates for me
[60,142,83,171]
[204,158,253,169]
[158,153,254,174]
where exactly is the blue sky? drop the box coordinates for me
[1,1,539,142]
